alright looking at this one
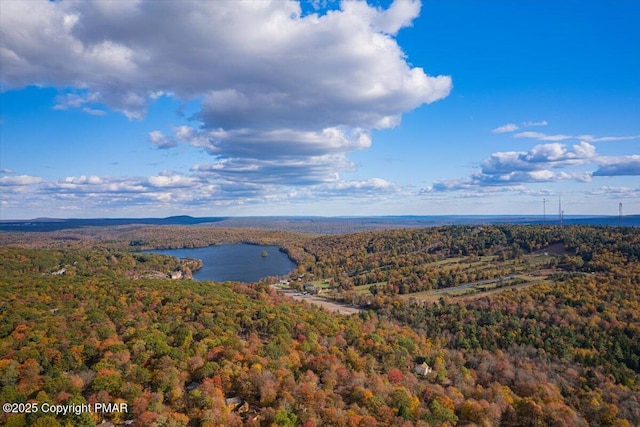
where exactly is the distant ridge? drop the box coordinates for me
[1,215,638,233]
[0,216,226,232]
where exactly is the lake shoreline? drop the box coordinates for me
[144,243,297,283]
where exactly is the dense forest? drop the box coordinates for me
[294,226,640,291]
[0,224,638,426]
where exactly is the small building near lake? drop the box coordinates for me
[303,283,319,294]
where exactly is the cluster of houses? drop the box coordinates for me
[277,278,321,294]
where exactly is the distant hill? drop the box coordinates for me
[1,214,638,233]
[0,216,226,232]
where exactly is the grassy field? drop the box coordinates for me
[356,251,560,301]
[400,276,552,303]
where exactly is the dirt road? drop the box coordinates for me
[280,290,362,315]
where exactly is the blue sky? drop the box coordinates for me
[1,0,638,219]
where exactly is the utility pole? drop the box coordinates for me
[543,198,546,224]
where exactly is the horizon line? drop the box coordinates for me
[2,213,638,222]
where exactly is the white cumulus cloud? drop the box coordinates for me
[523,120,548,127]
[148,131,177,149]
[0,0,451,189]
[593,156,640,176]
[430,142,602,192]
[0,175,43,186]
[514,131,572,141]
[577,134,640,143]
[492,123,519,133]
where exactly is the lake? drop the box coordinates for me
[146,244,296,282]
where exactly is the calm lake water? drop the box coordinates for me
[146,244,296,283]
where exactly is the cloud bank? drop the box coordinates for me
[1,0,451,191]
[426,142,639,193]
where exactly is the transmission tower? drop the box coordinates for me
[559,197,563,225]
[619,202,623,226]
